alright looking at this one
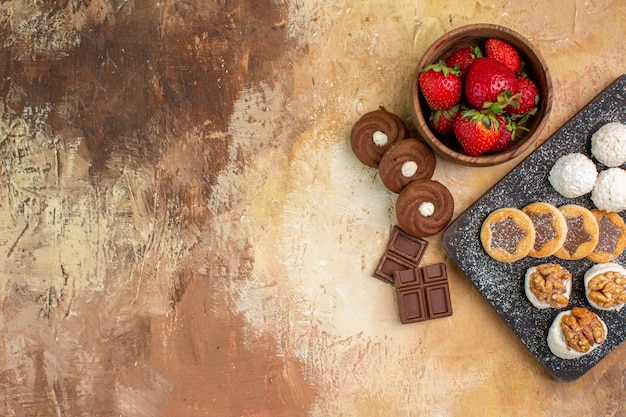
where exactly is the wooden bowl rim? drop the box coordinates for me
[410,23,553,167]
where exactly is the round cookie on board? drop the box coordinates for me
[554,204,600,261]
[522,202,568,258]
[547,307,607,360]
[587,210,626,263]
[480,207,536,263]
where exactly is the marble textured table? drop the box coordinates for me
[1,0,625,415]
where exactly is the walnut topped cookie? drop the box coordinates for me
[584,262,626,311]
[547,307,607,360]
[554,204,599,261]
[524,263,572,309]
[480,208,536,263]
[522,202,568,258]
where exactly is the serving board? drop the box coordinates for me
[442,74,626,381]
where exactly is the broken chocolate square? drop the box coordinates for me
[373,226,428,284]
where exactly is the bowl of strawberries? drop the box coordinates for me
[410,24,553,166]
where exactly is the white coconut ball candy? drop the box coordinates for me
[548,153,598,198]
[524,265,572,309]
[591,122,626,167]
[547,309,608,360]
[591,167,626,213]
[584,262,626,311]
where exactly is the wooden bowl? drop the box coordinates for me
[410,24,553,167]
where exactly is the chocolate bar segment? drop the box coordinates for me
[395,268,421,286]
[373,226,429,284]
[387,226,429,263]
[421,263,447,284]
[424,283,452,319]
[374,253,418,285]
[398,288,426,323]
[394,263,452,323]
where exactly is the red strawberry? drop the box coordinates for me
[428,105,460,137]
[490,125,512,153]
[489,114,530,153]
[464,57,517,109]
[485,38,521,74]
[444,46,482,76]
[490,115,514,153]
[419,61,462,110]
[506,76,539,115]
[453,109,501,156]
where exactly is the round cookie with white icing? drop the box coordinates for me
[584,262,626,311]
[395,179,454,237]
[587,210,626,263]
[350,107,409,168]
[554,204,599,261]
[548,153,597,198]
[547,307,607,360]
[480,208,536,263]
[590,121,626,167]
[524,263,572,309]
[522,202,568,258]
[379,139,436,193]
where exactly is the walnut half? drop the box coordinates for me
[560,307,607,353]
[529,263,572,309]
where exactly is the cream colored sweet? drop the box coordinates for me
[584,262,626,311]
[591,168,626,212]
[547,308,607,360]
[401,161,418,177]
[372,130,389,146]
[591,122,626,167]
[418,201,435,217]
[548,153,598,198]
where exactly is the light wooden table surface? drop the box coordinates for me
[1,0,625,416]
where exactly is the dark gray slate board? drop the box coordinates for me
[442,74,626,381]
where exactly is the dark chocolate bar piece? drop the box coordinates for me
[424,283,452,319]
[387,226,428,264]
[398,288,426,322]
[374,253,418,285]
[395,267,421,286]
[394,263,452,324]
[373,226,428,284]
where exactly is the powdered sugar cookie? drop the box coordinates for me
[591,168,626,213]
[554,205,599,261]
[522,202,568,258]
[590,121,626,167]
[587,210,626,263]
[480,208,535,263]
[548,153,597,198]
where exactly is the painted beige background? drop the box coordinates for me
[1,0,625,416]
